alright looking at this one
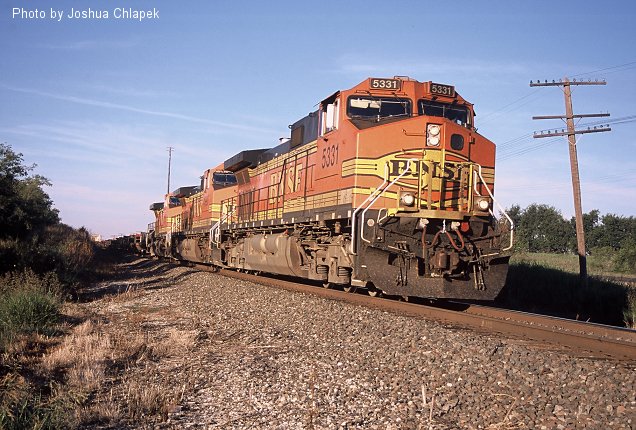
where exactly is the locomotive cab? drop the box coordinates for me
[311,77,511,299]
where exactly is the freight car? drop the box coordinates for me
[147,76,513,300]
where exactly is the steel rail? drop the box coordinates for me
[191,264,636,362]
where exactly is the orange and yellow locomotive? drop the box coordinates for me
[147,76,512,300]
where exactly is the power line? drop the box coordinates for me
[476,60,636,137]
[497,137,559,161]
[572,60,636,78]
[478,89,543,124]
[496,115,635,162]
[501,169,636,192]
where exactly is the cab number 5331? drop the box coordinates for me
[322,144,339,168]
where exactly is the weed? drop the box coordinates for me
[0,374,68,430]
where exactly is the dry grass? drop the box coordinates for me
[37,312,200,426]
[152,327,198,358]
[40,318,151,425]
[123,378,179,420]
[43,321,112,390]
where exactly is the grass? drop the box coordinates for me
[501,253,636,327]
[0,373,69,430]
[0,271,67,429]
[0,223,105,429]
[624,289,636,329]
[511,251,635,278]
[0,270,62,350]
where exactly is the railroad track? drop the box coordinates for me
[191,264,636,363]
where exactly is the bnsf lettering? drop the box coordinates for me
[270,163,304,198]
[287,164,303,193]
[389,160,455,180]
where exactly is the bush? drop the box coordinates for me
[0,224,97,299]
[613,239,636,274]
[0,270,62,349]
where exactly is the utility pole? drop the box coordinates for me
[167,146,174,195]
[530,77,611,288]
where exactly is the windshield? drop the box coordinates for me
[347,97,411,119]
[213,171,237,187]
[418,100,470,127]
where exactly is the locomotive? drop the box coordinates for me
[146,76,513,300]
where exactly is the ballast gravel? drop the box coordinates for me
[79,258,635,429]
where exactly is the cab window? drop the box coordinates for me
[418,100,470,127]
[213,171,237,188]
[347,97,411,119]
[321,99,340,135]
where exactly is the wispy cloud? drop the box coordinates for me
[333,55,531,80]
[39,38,141,50]
[0,84,278,135]
[70,82,177,99]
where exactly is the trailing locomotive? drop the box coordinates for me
[147,77,513,300]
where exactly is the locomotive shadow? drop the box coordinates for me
[497,263,630,327]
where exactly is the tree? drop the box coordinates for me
[0,143,59,240]
[514,204,575,253]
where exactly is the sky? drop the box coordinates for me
[1,0,635,238]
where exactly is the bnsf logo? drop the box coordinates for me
[389,159,459,181]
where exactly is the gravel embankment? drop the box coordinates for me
[77,258,635,429]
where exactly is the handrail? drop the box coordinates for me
[209,206,235,248]
[349,164,389,255]
[360,158,417,244]
[349,159,416,255]
[474,164,514,252]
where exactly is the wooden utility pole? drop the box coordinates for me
[167,146,174,195]
[530,78,610,288]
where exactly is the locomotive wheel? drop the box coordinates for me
[367,287,383,297]
[343,285,357,293]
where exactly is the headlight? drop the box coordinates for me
[476,198,490,211]
[400,192,415,207]
[427,124,441,147]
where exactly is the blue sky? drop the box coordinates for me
[2,0,635,238]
